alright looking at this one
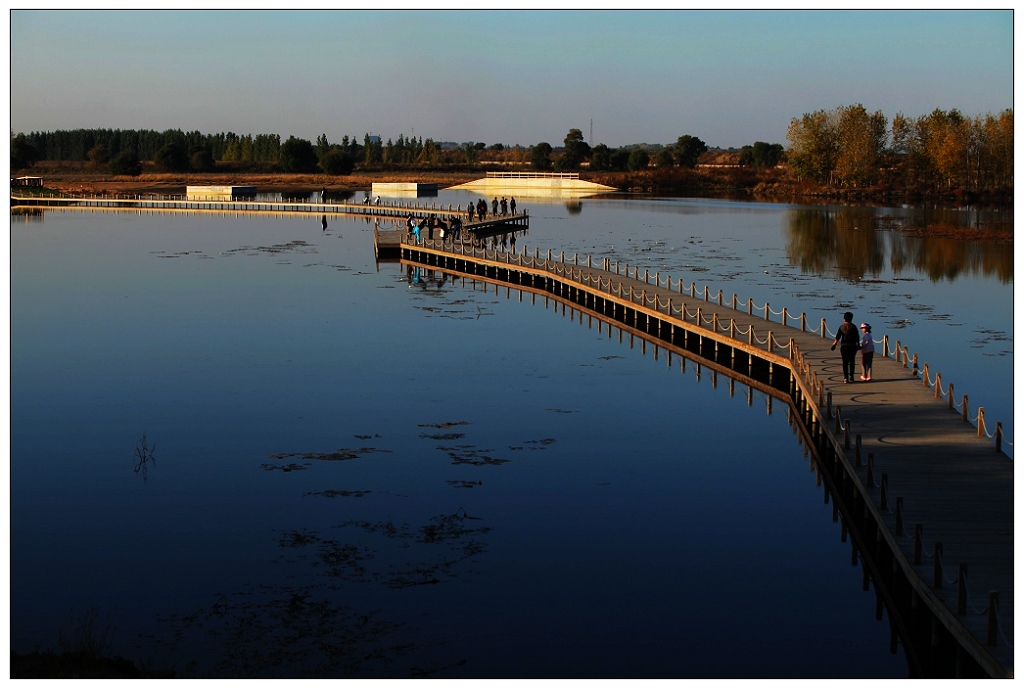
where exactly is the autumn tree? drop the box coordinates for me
[786,109,839,183]
[834,104,887,187]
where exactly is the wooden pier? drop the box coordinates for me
[397,236,1013,678]
[9,191,509,224]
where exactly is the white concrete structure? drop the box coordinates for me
[449,172,616,198]
[186,185,257,200]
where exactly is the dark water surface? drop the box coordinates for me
[10,194,1011,677]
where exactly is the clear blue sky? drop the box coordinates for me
[8,9,1014,149]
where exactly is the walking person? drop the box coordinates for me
[467,202,475,222]
[859,323,875,381]
[500,197,508,215]
[510,197,516,215]
[830,311,860,383]
[492,197,499,216]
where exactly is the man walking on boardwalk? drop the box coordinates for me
[831,311,860,383]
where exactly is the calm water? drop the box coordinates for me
[10,193,1012,677]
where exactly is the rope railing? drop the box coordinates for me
[409,240,1009,452]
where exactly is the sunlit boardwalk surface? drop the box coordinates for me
[397,236,1012,677]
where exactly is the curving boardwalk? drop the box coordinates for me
[398,236,1013,678]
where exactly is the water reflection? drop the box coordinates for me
[785,207,1012,283]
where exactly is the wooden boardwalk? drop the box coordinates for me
[398,237,1013,677]
[10,192,494,223]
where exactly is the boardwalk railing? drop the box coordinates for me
[407,238,1012,454]
[398,235,1013,678]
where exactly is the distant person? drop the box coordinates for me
[510,197,516,214]
[467,202,475,222]
[860,323,875,381]
[375,195,381,205]
[320,186,326,203]
[478,199,486,220]
[500,197,508,215]
[830,311,860,383]
[492,197,499,216]
[364,194,370,204]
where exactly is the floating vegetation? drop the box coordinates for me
[223,240,317,256]
[419,432,465,441]
[305,490,372,498]
[418,421,470,429]
[154,583,412,678]
[446,480,482,489]
[437,445,509,466]
[267,447,392,463]
[545,408,578,414]
[261,462,309,472]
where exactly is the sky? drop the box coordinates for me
[7,8,1015,150]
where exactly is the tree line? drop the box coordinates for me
[786,104,1013,197]
[9,126,773,177]
[10,104,1012,201]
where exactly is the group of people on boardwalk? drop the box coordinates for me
[466,196,516,223]
[407,213,462,241]
[831,311,875,382]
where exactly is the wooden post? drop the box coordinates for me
[865,449,872,485]
[895,497,904,536]
[844,420,851,449]
[749,299,754,316]
[880,473,888,511]
[717,289,723,306]
[912,353,918,376]
[922,363,929,388]
[977,407,986,437]
[732,294,738,310]
[827,391,832,419]
[782,307,788,326]
[764,302,770,320]
[996,421,1002,453]
[690,282,696,298]
[767,331,773,353]
[933,542,943,588]
[948,383,954,410]
[821,318,827,338]
[801,313,807,332]
[704,285,709,301]
[934,372,942,398]
[962,394,969,422]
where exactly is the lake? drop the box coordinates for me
[10,191,1012,677]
